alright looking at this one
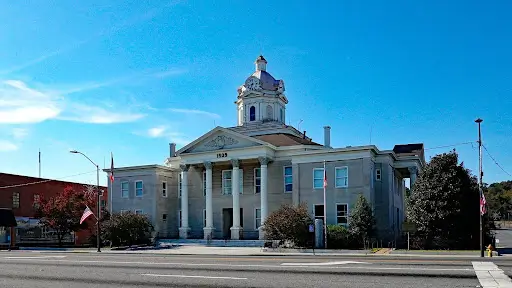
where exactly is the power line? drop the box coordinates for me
[0,170,98,189]
[482,145,512,177]
[424,141,476,151]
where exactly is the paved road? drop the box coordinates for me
[0,251,511,287]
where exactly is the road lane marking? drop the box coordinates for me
[141,273,248,280]
[281,261,370,266]
[4,256,67,259]
[472,261,512,288]
[1,258,474,271]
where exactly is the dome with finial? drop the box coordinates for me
[238,55,284,93]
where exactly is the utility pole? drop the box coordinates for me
[475,118,484,257]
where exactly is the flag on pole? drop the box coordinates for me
[323,161,327,188]
[480,190,487,216]
[80,206,94,224]
[109,152,114,183]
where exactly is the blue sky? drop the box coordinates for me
[0,0,510,186]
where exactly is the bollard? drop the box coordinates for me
[487,244,493,257]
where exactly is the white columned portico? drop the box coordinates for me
[230,159,242,239]
[258,156,269,240]
[179,164,191,239]
[203,161,214,239]
[408,166,418,188]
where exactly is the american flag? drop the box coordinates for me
[480,190,487,216]
[80,206,94,224]
[323,161,327,188]
[109,152,114,183]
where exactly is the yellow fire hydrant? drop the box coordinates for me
[487,244,494,257]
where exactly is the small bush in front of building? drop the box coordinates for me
[101,212,154,247]
[327,224,357,249]
[263,203,313,248]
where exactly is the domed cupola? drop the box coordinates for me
[235,56,288,126]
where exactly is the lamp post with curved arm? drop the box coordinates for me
[70,150,101,252]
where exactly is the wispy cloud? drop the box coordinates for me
[135,125,191,146]
[148,126,167,137]
[0,140,18,152]
[0,1,181,75]
[0,79,145,125]
[11,128,29,139]
[169,108,221,119]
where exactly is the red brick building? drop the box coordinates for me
[0,173,108,246]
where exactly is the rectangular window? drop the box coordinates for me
[222,170,243,195]
[314,204,324,222]
[135,209,143,215]
[121,182,129,198]
[135,181,143,197]
[313,168,324,189]
[178,173,182,198]
[162,214,167,221]
[284,166,292,193]
[336,204,348,226]
[12,192,20,208]
[335,167,348,188]
[179,210,182,228]
[254,168,261,194]
[33,194,40,208]
[203,209,207,227]
[255,208,261,229]
[162,182,167,197]
[202,171,206,197]
[376,169,381,181]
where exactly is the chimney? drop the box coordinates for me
[323,126,331,148]
[169,143,176,157]
[303,130,307,139]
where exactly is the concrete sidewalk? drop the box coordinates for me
[13,246,500,258]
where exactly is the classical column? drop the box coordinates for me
[179,164,190,239]
[203,161,214,239]
[258,157,269,240]
[230,159,242,240]
[408,166,418,188]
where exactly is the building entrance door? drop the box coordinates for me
[222,208,243,239]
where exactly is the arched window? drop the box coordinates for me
[266,105,273,120]
[249,106,256,121]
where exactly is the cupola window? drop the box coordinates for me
[249,106,256,121]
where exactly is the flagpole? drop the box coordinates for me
[323,160,328,249]
[476,118,484,257]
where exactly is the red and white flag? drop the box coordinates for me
[109,152,114,183]
[480,190,487,216]
[80,206,94,224]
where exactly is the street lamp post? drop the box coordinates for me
[70,150,101,253]
[475,118,484,258]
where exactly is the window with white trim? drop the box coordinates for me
[335,167,348,188]
[179,210,182,228]
[162,181,167,197]
[314,204,324,222]
[135,209,143,215]
[121,182,129,198]
[222,170,243,195]
[254,168,261,194]
[284,166,292,193]
[203,209,206,227]
[376,169,381,181]
[313,168,324,189]
[336,204,348,226]
[202,171,206,196]
[255,208,261,229]
[135,181,143,197]
[178,173,182,198]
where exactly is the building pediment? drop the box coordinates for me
[177,127,273,155]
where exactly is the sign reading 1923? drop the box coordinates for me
[217,152,228,158]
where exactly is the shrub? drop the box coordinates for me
[263,203,313,247]
[327,225,357,249]
[101,212,154,247]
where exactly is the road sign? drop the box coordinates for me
[402,221,417,233]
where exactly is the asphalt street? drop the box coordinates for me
[0,251,511,287]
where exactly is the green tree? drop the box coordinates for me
[348,194,376,246]
[407,150,491,249]
[262,203,313,247]
[101,212,154,247]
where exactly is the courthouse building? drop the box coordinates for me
[107,56,425,241]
